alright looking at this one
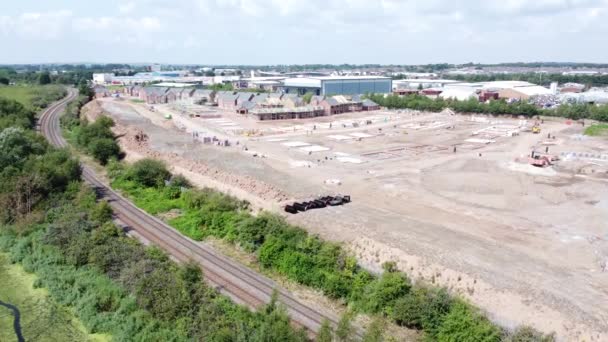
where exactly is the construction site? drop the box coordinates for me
[84,95,608,341]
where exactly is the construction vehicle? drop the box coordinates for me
[529,154,552,167]
[532,125,541,134]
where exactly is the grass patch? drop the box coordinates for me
[0,253,108,342]
[584,124,608,136]
[130,99,145,104]
[0,85,66,111]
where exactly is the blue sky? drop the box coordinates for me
[1,0,607,65]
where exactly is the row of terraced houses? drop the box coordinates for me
[96,85,380,121]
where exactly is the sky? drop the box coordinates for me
[1,0,607,65]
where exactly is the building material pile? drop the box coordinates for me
[284,195,351,214]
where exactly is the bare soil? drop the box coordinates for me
[90,98,608,341]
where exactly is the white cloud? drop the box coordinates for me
[0,10,72,39]
[2,0,608,64]
[119,2,137,14]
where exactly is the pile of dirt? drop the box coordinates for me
[81,100,105,121]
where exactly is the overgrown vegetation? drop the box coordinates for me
[0,253,100,342]
[0,88,311,341]
[108,159,555,341]
[0,85,66,111]
[62,94,122,165]
[367,93,608,122]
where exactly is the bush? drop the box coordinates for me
[436,301,502,342]
[72,116,121,164]
[125,159,171,187]
[88,137,120,165]
[505,326,555,342]
[359,269,412,316]
[0,97,36,129]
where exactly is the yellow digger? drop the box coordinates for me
[532,121,541,134]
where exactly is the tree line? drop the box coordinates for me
[0,89,319,341]
[366,94,608,122]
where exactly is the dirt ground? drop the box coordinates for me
[89,97,608,341]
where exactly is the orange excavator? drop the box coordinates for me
[529,151,558,167]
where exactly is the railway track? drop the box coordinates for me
[38,90,359,337]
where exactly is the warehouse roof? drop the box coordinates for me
[283,76,391,88]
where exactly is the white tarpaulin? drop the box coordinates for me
[300,145,330,152]
[282,141,311,147]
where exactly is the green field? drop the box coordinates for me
[584,123,608,136]
[0,254,108,342]
[0,85,66,111]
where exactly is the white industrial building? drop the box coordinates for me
[92,73,114,85]
[393,79,463,90]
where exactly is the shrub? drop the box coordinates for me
[125,159,171,187]
[436,300,502,342]
[359,269,412,316]
[505,326,555,342]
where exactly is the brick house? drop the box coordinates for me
[140,87,169,104]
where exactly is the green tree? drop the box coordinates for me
[436,301,502,342]
[360,268,411,315]
[88,137,120,165]
[302,92,314,104]
[126,158,171,187]
[38,71,52,85]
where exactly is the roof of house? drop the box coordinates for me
[311,95,325,103]
[237,100,257,111]
[252,93,269,103]
[221,94,239,103]
[265,98,283,106]
[142,87,169,96]
[283,96,304,106]
[323,97,340,106]
[192,89,214,97]
[362,99,379,107]
[351,94,363,102]
[332,95,351,104]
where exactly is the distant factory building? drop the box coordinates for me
[92,73,114,84]
[481,81,552,100]
[393,79,462,90]
[281,76,392,96]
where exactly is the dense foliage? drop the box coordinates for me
[65,112,122,165]
[367,94,608,122]
[108,160,554,341]
[0,89,309,341]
